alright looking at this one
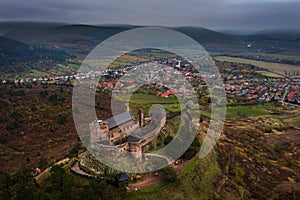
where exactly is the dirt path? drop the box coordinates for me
[173,158,195,175]
[128,157,197,191]
[128,173,163,191]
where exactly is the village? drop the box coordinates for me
[224,75,300,105]
[1,57,299,106]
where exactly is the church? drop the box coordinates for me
[89,108,166,158]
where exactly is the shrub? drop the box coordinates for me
[181,138,200,160]
[68,143,80,158]
[49,93,58,106]
[5,121,20,131]
[160,166,177,183]
[164,135,173,145]
[57,114,66,125]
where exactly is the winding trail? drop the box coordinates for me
[70,161,94,177]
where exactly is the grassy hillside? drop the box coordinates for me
[126,151,221,200]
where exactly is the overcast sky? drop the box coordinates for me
[0,0,299,30]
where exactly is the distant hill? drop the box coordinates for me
[173,26,239,43]
[172,26,245,53]
[0,36,68,74]
[3,24,244,56]
[4,23,300,54]
[174,27,300,54]
[3,25,130,59]
[0,21,68,36]
[254,29,300,40]
[1,23,300,75]
[52,24,129,40]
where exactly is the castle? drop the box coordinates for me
[89,107,166,159]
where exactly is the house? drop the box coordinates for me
[134,174,142,181]
[33,167,41,176]
[287,92,294,102]
[161,93,169,98]
[115,173,129,186]
[249,89,256,94]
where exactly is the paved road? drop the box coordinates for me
[146,153,174,165]
[281,84,289,104]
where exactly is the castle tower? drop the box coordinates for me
[128,135,143,162]
[138,108,144,127]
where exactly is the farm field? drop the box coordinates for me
[197,103,274,119]
[126,93,181,115]
[240,52,300,61]
[127,93,276,119]
[256,71,284,78]
[214,56,298,75]
[226,104,273,118]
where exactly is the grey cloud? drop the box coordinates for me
[0,0,299,30]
